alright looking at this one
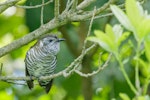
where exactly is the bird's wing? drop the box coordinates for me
[37,55,56,93]
[25,63,34,90]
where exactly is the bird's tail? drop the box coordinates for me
[26,80,34,90]
[38,79,54,93]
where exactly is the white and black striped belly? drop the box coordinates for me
[25,47,57,78]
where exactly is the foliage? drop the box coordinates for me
[0,0,150,100]
[88,0,150,99]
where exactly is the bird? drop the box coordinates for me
[24,34,65,93]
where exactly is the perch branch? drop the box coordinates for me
[0,17,68,57]
[76,0,96,10]
[71,0,114,21]
[74,53,112,77]
[0,0,113,84]
[0,0,113,57]
[16,0,53,9]
[0,43,97,82]
[0,45,111,85]
[0,0,21,13]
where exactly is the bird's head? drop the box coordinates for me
[37,34,65,54]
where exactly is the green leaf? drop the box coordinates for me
[118,32,130,46]
[126,0,150,41]
[94,30,117,53]
[119,93,130,100]
[0,91,14,100]
[137,95,150,100]
[105,24,115,42]
[87,30,117,53]
[94,30,105,38]
[137,19,150,40]
[110,5,134,31]
[112,24,123,42]
[136,1,145,16]
[126,0,143,28]
[38,94,50,100]
[138,59,149,77]
[87,36,113,53]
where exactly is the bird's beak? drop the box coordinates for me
[58,38,65,42]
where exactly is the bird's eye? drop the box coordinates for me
[49,39,53,42]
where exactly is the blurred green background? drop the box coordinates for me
[0,0,150,100]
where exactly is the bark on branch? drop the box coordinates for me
[0,0,113,57]
[0,0,22,13]
[0,44,111,82]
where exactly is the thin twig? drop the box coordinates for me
[0,0,20,13]
[74,53,112,77]
[0,44,109,84]
[4,80,27,85]
[63,0,74,12]
[0,43,96,82]
[0,0,21,6]
[54,0,59,18]
[77,0,96,10]
[135,43,142,96]
[3,80,39,85]
[0,0,112,57]
[116,56,138,95]
[70,0,114,21]
[82,7,96,54]
[64,8,97,76]
[63,43,96,75]
[89,13,113,20]
[63,63,81,77]
[16,0,53,9]
[71,0,78,11]
[41,0,44,25]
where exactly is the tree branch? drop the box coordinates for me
[54,0,59,18]
[0,0,113,57]
[0,17,67,57]
[71,0,114,21]
[0,46,111,84]
[0,0,21,13]
[71,0,78,11]
[75,53,112,77]
[0,43,97,82]
[76,0,96,10]
[16,0,53,9]
[0,0,114,85]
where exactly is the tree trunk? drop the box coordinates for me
[82,56,93,100]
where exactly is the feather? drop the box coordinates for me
[25,65,34,89]
[24,35,64,93]
[38,79,54,93]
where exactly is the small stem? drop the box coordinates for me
[40,0,44,25]
[71,0,78,11]
[16,0,53,9]
[116,55,138,95]
[135,42,142,95]
[82,7,96,54]
[135,60,140,94]
[0,0,21,14]
[54,0,59,18]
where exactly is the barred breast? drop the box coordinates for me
[25,45,57,93]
